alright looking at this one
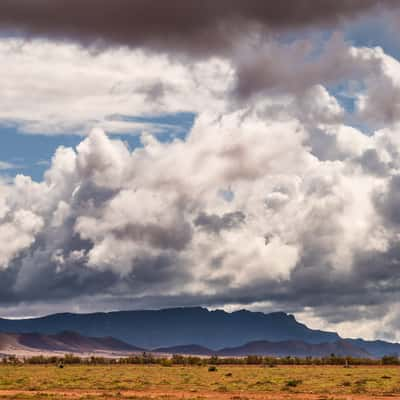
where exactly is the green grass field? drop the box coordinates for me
[0,364,399,399]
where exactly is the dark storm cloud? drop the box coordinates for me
[0,233,190,306]
[0,0,395,55]
[1,231,399,330]
[194,211,246,234]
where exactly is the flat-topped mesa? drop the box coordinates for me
[2,307,399,357]
[0,307,339,349]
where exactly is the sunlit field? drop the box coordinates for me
[0,364,399,399]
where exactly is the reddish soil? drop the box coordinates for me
[0,389,399,399]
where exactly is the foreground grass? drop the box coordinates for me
[0,364,399,399]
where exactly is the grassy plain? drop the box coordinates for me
[0,364,399,399]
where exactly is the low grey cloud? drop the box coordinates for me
[112,221,193,251]
[357,149,390,176]
[374,174,400,226]
[194,211,246,234]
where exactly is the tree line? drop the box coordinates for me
[1,352,399,366]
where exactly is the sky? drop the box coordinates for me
[1,1,400,341]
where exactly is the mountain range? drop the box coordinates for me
[0,307,339,349]
[0,332,373,359]
[0,307,398,358]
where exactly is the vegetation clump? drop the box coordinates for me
[286,379,302,387]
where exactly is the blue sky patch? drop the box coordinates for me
[0,112,196,182]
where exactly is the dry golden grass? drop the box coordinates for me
[0,364,399,399]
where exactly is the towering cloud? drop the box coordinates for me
[1,0,400,342]
[0,94,400,339]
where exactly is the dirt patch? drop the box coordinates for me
[0,389,398,400]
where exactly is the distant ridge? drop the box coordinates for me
[0,307,398,357]
[154,340,371,358]
[217,339,371,358]
[0,331,143,355]
[0,332,372,358]
[155,344,214,356]
[344,338,400,359]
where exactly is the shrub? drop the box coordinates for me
[160,359,173,367]
[286,379,302,387]
[382,355,399,365]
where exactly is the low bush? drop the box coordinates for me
[286,379,302,387]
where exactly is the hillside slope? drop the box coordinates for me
[0,331,143,355]
[344,339,400,358]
